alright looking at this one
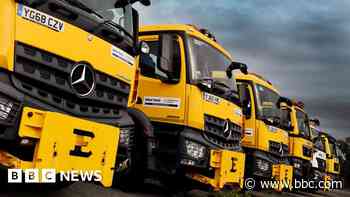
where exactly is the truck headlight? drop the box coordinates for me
[20,138,35,146]
[119,127,131,145]
[0,101,13,120]
[256,159,269,172]
[294,162,301,169]
[292,158,303,169]
[185,140,206,160]
[0,94,21,126]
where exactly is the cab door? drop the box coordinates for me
[135,33,186,125]
[238,82,258,148]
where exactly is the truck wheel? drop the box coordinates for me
[113,108,152,191]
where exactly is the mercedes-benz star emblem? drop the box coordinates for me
[223,120,231,138]
[70,63,96,97]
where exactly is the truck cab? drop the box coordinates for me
[279,98,313,180]
[321,132,341,179]
[135,24,247,191]
[310,118,340,181]
[237,73,293,191]
[0,0,149,187]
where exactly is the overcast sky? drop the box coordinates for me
[136,0,350,139]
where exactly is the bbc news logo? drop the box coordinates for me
[8,169,102,183]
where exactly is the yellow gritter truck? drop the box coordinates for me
[0,0,150,187]
[237,73,293,191]
[309,119,327,185]
[132,24,248,191]
[279,98,313,182]
[320,132,340,180]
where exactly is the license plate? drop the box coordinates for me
[17,4,64,32]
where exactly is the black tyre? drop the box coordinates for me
[113,108,152,191]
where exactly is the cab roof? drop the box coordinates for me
[140,24,232,60]
[236,73,279,94]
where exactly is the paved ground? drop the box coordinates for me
[0,183,165,197]
[0,183,349,197]
[249,190,350,197]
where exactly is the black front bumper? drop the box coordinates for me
[290,157,312,179]
[152,125,239,177]
[245,149,289,178]
[0,71,24,141]
[178,127,213,169]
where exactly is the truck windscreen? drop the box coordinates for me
[296,109,311,138]
[255,84,280,121]
[188,37,238,94]
[83,0,134,37]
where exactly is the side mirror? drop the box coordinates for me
[115,0,151,8]
[240,63,248,75]
[131,8,140,54]
[277,96,292,108]
[138,0,151,6]
[310,118,321,127]
[226,62,248,78]
[137,41,150,55]
[326,153,332,159]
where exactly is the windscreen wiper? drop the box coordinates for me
[62,0,104,19]
[90,19,133,45]
[26,0,49,7]
[102,20,133,40]
[213,81,239,98]
[262,116,281,127]
[63,0,133,41]
[213,80,230,89]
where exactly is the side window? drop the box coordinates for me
[311,128,318,139]
[238,83,252,118]
[140,41,165,78]
[140,35,181,80]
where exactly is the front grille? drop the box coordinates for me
[269,141,288,157]
[12,43,130,120]
[269,141,280,155]
[303,146,312,157]
[204,114,242,150]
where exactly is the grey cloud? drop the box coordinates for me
[138,0,350,138]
